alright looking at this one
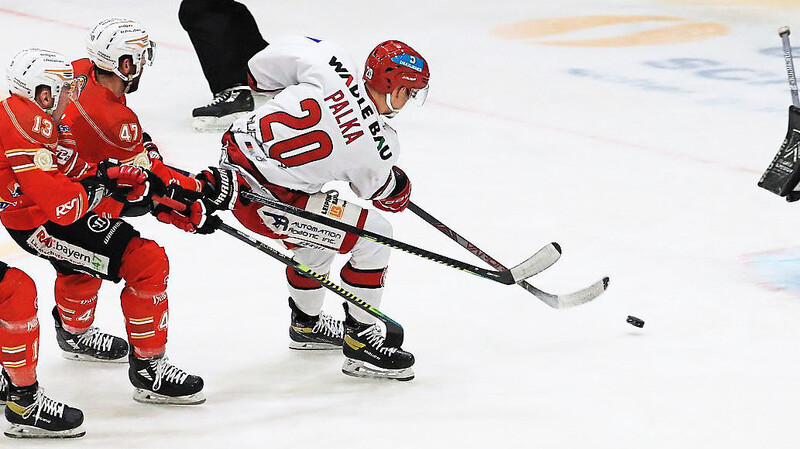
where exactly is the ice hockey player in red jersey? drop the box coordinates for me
[160,37,430,381]
[41,17,206,405]
[0,47,159,438]
[3,42,205,405]
[0,263,84,439]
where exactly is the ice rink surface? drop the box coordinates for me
[1,0,800,447]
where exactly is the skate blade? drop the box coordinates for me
[62,351,127,363]
[341,358,414,381]
[4,423,86,439]
[192,114,246,132]
[133,388,206,405]
[289,341,342,350]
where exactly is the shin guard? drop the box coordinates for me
[0,267,39,386]
[340,262,386,325]
[118,237,169,358]
[54,273,102,333]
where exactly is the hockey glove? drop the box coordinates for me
[94,160,154,203]
[153,184,221,234]
[142,132,163,162]
[196,166,239,211]
[373,166,411,213]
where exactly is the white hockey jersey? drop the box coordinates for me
[225,36,401,201]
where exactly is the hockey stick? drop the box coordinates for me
[406,202,609,309]
[153,193,405,346]
[240,190,559,285]
[216,221,406,347]
[780,26,800,108]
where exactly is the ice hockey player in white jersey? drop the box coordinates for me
[158,36,429,380]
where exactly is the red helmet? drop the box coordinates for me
[364,40,429,105]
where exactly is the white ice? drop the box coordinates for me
[1,0,799,447]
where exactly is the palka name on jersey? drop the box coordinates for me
[328,56,393,160]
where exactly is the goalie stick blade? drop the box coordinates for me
[508,243,562,283]
[521,277,610,309]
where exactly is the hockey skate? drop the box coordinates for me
[0,368,7,406]
[128,353,205,405]
[3,371,85,439]
[341,304,414,381]
[52,307,128,363]
[289,297,344,350]
[191,86,254,132]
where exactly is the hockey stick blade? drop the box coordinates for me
[406,201,609,308]
[509,242,561,282]
[521,277,610,309]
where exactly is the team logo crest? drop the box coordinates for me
[33,149,54,171]
[132,152,152,169]
[71,76,87,100]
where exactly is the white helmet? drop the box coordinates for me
[86,17,155,83]
[6,48,74,113]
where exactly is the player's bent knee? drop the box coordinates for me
[363,211,393,239]
[0,267,38,320]
[119,237,170,295]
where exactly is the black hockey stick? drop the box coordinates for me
[153,192,405,345]
[407,202,609,309]
[240,191,559,285]
[780,26,800,108]
[216,221,405,346]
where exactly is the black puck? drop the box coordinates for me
[626,315,644,328]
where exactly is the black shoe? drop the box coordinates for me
[52,306,128,363]
[191,86,254,131]
[0,368,7,405]
[341,303,414,381]
[4,371,85,439]
[128,353,205,405]
[289,297,344,350]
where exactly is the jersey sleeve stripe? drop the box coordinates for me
[5,149,41,156]
[11,164,38,173]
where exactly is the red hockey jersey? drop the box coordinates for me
[62,59,200,217]
[0,95,93,230]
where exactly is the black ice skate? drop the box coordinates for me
[191,86,254,132]
[0,368,7,406]
[341,303,415,381]
[128,353,205,405]
[52,306,128,363]
[3,372,85,439]
[289,297,344,350]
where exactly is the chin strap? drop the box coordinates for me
[383,93,399,118]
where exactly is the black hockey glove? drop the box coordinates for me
[196,166,239,211]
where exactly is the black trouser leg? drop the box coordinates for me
[179,0,268,94]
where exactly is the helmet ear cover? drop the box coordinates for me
[6,48,74,113]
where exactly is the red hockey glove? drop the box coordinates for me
[153,185,220,234]
[373,166,411,213]
[196,166,239,211]
[95,160,156,203]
